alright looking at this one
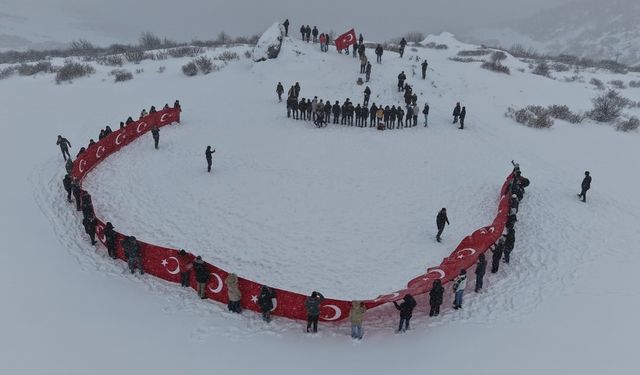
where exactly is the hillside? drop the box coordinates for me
[1,30,639,374]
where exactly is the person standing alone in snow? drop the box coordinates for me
[205,146,216,173]
[305,291,325,333]
[56,135,72,161]
[421,59,428,79]
[578,171,592,202]
[151,126,160,149]
[436,208,450,242]
[276,82,284,102]
[422,103,430,127]
[283,19,289,36]
[452,102,461,124]
[452,269,467,309]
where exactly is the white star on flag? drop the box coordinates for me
[161,259,168,267]
[250,295,258,304]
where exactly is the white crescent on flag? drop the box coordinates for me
[161,257,181,275]
[208,272,223,293]
[321,305,342,321]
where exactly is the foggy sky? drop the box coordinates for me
[2,0,588,45]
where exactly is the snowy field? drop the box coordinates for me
[1,32,639,374]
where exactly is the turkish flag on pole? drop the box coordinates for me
[335,29,357,51]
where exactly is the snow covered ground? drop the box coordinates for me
[1,32,639,374]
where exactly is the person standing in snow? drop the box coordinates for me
[491,237,505,273]
[436,208,450,242]
[122,236,143,275]
[324,100,332,123]
[349,301,366,340]
[319,33,326,51]
[258,285,276,323]
[393,294,416,332]
[452,102,461,124]
[71,180,82,211]
[422,103,430,127]
[399,37,407,58]
[305,291,325,333]
[504,228,515,264]
[82,215,97,245]
[177,249,193,287]
[65,158,74,175]
[151,126,160,149]
[475,253,487,292]
[193,256,209,299]
[452,269,467,309]
[365,61,372,82]
[312,26,318,43]
[375,44,383,63]
[62,174,73,202]
[510,194,520,214]
[104,222,118,259]
[459,106,467,129]
[276,82,284,102]
[397,71,406,92]
[81,192,94,221]
[205,146,216,173]
[305,25,311,42]
[283,19,289,36]
[363,86,371,106]
[421,59,428,79]
[429,279,444,317]
[358,33,364,45]
[332,100,341,124]
[397,106,405,128]
[56,135,72,161]
[300,25,305,40]
[577,171,592,203]
[360,54,368,74]
[225,273,242,313]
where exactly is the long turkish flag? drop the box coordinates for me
[335,28,356,51]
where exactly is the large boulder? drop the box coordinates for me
[253,22,285,62]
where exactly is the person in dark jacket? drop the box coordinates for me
[258,285,277,323]
[421,59,428,79]
[72,180,82,211]
[276,82,284,102]
[283,19,289,36]
[151,126,160,149]
[399,37,407,58]
[491,237,505,273]
[365,61,372,81]
[459,106,466,129]
[62,174,73,202]
[577,171,592,202]
[126,116,134,125]
[452,102,461,124]
[475,253,487,292]
[305,25,311,42]
[504,228,515,264]
[510,194,520,213]
[312,26,318,43]
[205,146,216,173]
[122,236,143,274]
[65,158,74,175]
[177,249,193,287]
[429,280,444,317]
[324,100,332,123]
[436,208,450,242]
[423,103,430,127]
[76,147,86,158]
[305,291,325,333]
[332,101,341,124]
[56,135,72,161]
[81,192,93,220]
[369,103,378,126]
[104,222,118,259]
[363,86,371,106]
[193,256,209,299]
[397,71,406,92]
[393,294,416,332]
[375,44,383,63]
[397,106,405,128]
[82,215,97,245]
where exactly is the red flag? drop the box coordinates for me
[335,28,356,51]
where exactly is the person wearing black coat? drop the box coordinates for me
[56,135,72,161]
[491,238,505,273]
[475,253,487,292]
[421,60,428,79]
[193,256,209,299]
[312,26,318,42]
[397,71,406,92]
[122,236,143,275]
[62,174,73,202]
[504,228,515,264]
[82,216,97,245]
[363,86,371,106]
[323,101,332,123]
[151,126,160,149]
[276,82,284,102]
[283,19,289,36]
[429,280,444,316]
[305,25,311,42]
[436,208,450,242]
[358,33,364,45]
[365,61,372,82]
[300,25,305,40]
[577,171,592,202]
[104,222,118,259]
[375,45,383,63]
[459,107,466,129]
[72,180,82,211]
[393,294,417,332]
[452,102,461,124]
[258,285,277,323]
[369,103,377,127]
[81,193,93,220]
[399,37,407,58]
[332,101,341,124]
[205,146,216,173]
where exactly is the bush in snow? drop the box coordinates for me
[609,80,626,89]
[423,42,448,50]
[587,90,630,122]
[546,105,584,124]
[481,51,510,74]
[17,61,54,76]
[182,61,198,76]
[96,55,124,67]
[457,49,492,57]
[135,68,144,74]
[217,51,239,62]
[109,69,133,82]
[449,57,481,63]
[507,44,542,59]
[616,116,640,132]
[243,50,252,59]
[139,32,163,49]
[194,56,214,74]
[55,61,95,83]
[167,46,203,58]
[69,39,95,53]
[532,61,551,77]
[0,66,16,79]
[629,80,640,88]
[590,78,605,90]
[552,62,570,72]
[125,49,145,64]
[506,106,553,128]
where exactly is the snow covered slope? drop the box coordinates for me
[1,32,639,374]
